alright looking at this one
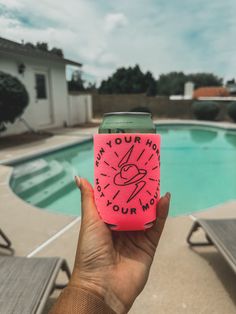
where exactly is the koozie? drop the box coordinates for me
[94,133,161,231]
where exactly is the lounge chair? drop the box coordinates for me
[0,228,13,253]
[187,218,236,274]
[0,256,71,314]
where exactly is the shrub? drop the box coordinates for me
[192,101,220,121]
[0,71,29,132]
[227,102,236,122]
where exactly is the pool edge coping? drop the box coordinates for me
[155,119,236,131]
[0,135,93,166]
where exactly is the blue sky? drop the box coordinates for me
[0,0,235,84]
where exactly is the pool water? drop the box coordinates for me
[10,125,236,216]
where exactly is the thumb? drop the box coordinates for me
[146,192,170,246]
[153,192,170,237]
[75,176,100,221]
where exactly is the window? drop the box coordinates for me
[35,74,47,99]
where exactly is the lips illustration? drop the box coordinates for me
[114,164,147,186]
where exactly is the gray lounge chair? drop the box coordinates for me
[187,218,236,274]
[0,256,71,314]
[0,228,13,253]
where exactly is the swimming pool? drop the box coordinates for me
[10,125,236,216]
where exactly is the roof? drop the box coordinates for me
[0,37,82,67]
[193,87,229,99]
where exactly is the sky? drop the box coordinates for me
[0,0,236,85]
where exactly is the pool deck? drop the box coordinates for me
[0,119,236,314]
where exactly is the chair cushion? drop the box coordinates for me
[0,257,60,314]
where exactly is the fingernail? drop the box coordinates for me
[165,192,171,200]
[74,176,81,188]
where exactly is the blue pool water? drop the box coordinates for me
[10,125,236,216]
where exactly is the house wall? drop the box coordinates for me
[0,51,69,136]
[68,94,93,126]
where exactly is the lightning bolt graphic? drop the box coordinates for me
[127,180,146,203]
[118,145,134,168]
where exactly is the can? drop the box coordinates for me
[98,112,156,134]
[95,112,159,230]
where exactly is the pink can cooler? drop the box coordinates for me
[94,133,161,231]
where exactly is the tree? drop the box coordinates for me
[51,47,64,57]
[68,70,85,92]
[226,78,235,85]
[86,82,97,92]
[156,71,223,96]
[0,72,29,132]
[24,42,64,57]
[24,42,35,49]
[36,42,48,51]
[99,65,157,95]
[156,72,186,96]
[188,73,223,89]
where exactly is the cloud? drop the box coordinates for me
[0,0,22,9]
[0,0,236,83]
[0,15,20,29]
[104,13,128,33]
[0,0,109,79]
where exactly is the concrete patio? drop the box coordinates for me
[0,120,236,314]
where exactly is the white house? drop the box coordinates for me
[0,36,92,136]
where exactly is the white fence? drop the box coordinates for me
[67,94,93,126]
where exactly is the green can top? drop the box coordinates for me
[99,112,156,134]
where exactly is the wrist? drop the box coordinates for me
[70,271,127,314]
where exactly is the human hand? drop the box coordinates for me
[70,176,170,314]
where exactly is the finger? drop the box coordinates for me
[75,176,100,221]
[151,192,170,239]
[156,192,170,220]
